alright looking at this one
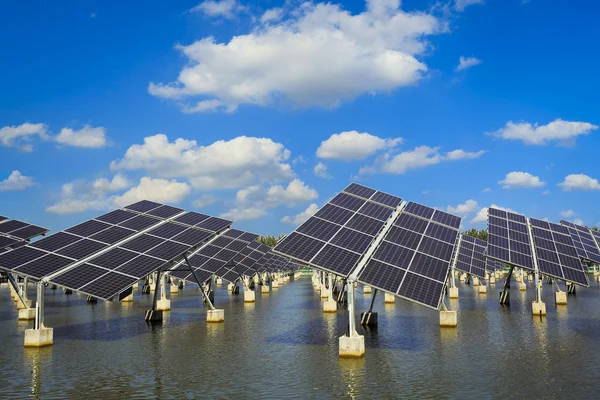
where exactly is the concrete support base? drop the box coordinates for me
[384,293,395,304]
[262,285,270,294]
[519,282,527,291]
[132,282,139,290]
[216,278,223,285]
[145,309,163,322]
[18,308,36,321]
[339,335,365,358]
[532,301,546,316]
[156,299,170,311]
[363,286,372,294]
[121,293,133,302]
[555,291,567,305]
[459,274,465,282]
[24,328,53,348]
[449,287,459,299]
[244,290,255,303]
[320,288,328,298]
[227,283,235,292]
[17,299,32,310]
[207,309,224,323]
[472,277,480,287]
[86,296,98,303]
[490,276,496,284]
[440,311,457,327]
[323,299,337,312]
[272,280,280,289]
[478,285,487,294]
[170,284,179,294]
[360,312,378,327]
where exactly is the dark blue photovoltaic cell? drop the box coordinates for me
[88,248,139,270]
[425,223,458,244]
[404,202,434,220]
[172,229,213,246]
[52,264,109,290]
[343,183,377,199]
[373,241,414,269]
[330,193,366,212]
[487,208,533,270]
[196,217,231,233]
[115,255,165,278]
[432,210,461,230]
[118,215,161,231]
[370,191,402,208]
[90,226,136,245]
[223,229,245,239]
[394,213,428,234]
[297,218,341,242]
[397,272,443,309]
[330,228,373,253]
[120,234,164,253]
[14,253,75,278]
[0,246,46,269]
[10,225,48,240]
[79,272,138,300]
[0,220,28,233]
[357,259,406,294]
[409,252,449,282]
[417,236,454,261]
[146,205,184,219]
[313,204,354,226]
[455,234,487,278]
[124,200,163,213]
[31,232,81,252]
[385,226,421,250]
[238,232,259,242]
[311,245,360,276]
[488,208,507,218]
[274,233,324,264]
[95,209,137,225]
[358,202,393,221]
[145,241,189,261]
[66,220,112,237]
[345,214,384,236]
[174,212,210,226]
[148,223,188,239]
[56,239,106,260]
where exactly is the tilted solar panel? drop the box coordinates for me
[560,219,600,264]
[454,234,487,279]
[487,208,534,270]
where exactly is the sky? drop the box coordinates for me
[1,0,599,236]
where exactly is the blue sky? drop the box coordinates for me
[1,0,599,236]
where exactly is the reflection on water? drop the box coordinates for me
[1,277,600,398]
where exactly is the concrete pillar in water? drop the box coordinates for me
[363,286,372,294]
[132,282,139,290]
[18,307,36,321]
[519,282,527,291]
[244,289,255,303]
[227,283,235,293]
[449,287,459,299]
[384,293,395,303]
[272,280,280,289]
[459,273,466,282]
[323,299,337,312]
[216,278,223,285]
[320,284,328,298]
[171,283,179,294]
[206,309,225,322]
[339,335,365,357]
[532,301,546,316]
[156,298,170,311]
[17,299,32,310]
[439,311,457,327]
[478,285,487,294]
[490,275,496,284]
[262,285,270,294]
[555,291,567,305]
[24,328,53,347]
[121,293,133,302]
[472,276,480,287]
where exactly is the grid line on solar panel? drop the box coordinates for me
[95,209,137,225]
[30,232,81,252]
[0,220,28,233]
[174,212,210,226]
[559,220,600,263]
[343,183,377,199]
[89,226,136,245]
[118,215,162,231]
[146,205,184,219]
[66,220,112,237]
[14,253,75,278]
[124,200,163,213]
[79,271,138,300]
[487,208,533,270]
[330,193,366,212]
[357,202,394,221]
[56,239,107,260]
[196,217,231,233]
[10,225,48,240]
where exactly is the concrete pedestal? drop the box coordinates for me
[207,309,224,323]
[528,274,534,282]
[472,277,480,287]
[519,282,527,291]
[440,311,457,327]
[320,288,328,298]
[555,291,567,305]
[145,309,163,322]
[156,299,170,311]
[449,287,459,299]
[149,284,156,292]
[339,335,365,358]
[24,328,53,347]
[532,301,546,316]
[323,299,337,312]
[216,278,223,285]
[17,299,32,310]
[86,296,98,303]
[384,293,395,303]
[64,289,72,295]
[170,284,179,294]
[272,280,280,289]
[262,285,270,294]
[132,282,139,290]
[244,290,255,303]
[227,283,235,292]
[459,274,465,282]
[478,285,487,294]
[363,286,372,294]
[18,308,36,321]
[121,293,133,302]
[490,276,496,284]
[360,312,378,327]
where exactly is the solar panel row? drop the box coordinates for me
[487,208,534,270]
[454,234,487,279]
[560,220,600,264]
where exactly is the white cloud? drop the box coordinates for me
[0,170,34,192]
[558,174,600,191]
[264,179,318,207]
[360,146,485,175]
[499,171,545,189]
[92,174,131,193]
[149,0,442,112]
[488,119,598,146]
[482,188,492,193]
[316,131,402,161]
[455,56,482,71]
[447,199,478,215]
[542,190,550,195]
[110,134,293,190]
[261,7,283,24]
[112,177,191,207]
[189,0,244,19]
[0,122,48,151]
[313,162,332,178]
[560,209,576,218]
[281,203,319,225]
[573,218,585,226]
[55,125,109,148]
[220,207,268,221]
[193,195,219,208]
[454,0,484,11]
[471,204,516,224]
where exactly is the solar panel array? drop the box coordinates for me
[274,183,402,277]
[530,218,589,286]
[486,258,505,271]
[454,234,487,279]
[560,220,600,264]
[487,208,534,270]
[0,201,231,300]
[219,241,272,283]
[357,202,460,309]
[0,217,48,254]
[254,251,290,274]
[169,229,258,285]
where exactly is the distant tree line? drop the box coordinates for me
[462,228,488,241]
[257,234,287,247]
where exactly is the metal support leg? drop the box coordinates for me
[347,282,356,337]
[8,274,29,309]
[499,266,514,305]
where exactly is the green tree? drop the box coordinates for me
[257,234,286,247]
[462,228,488,241]
[592,226,599,232]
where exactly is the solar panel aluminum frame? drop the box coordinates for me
[453,234,487,279]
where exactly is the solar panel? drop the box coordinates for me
[274,184,398,276]
[454,235,487,279]
[0,217,48,253]
[124,200,163,213]
[530,218,589,286]
[487,208,534,270]
[357,201,460,309]
[560,220,600,264]
[195,217,231,233]
[173,212,210,226]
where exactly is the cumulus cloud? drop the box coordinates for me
[360,146,485,175]
[471,204,516,224]
[0,170,34,192]
[488,119,598,146]
[558,174,600,191]
[454,0,484,11]
[0,122,48,151]
[313,162,332,178]
[281,203,319,225]
[499,171,545,189]
[112,178,190,207]
[189,0,245,19]
[482,188,492,193]
[447,199,478,215]
[149,0,442,112]
[220,207,268,221]
[455,56,482,71]
[110,134,293,190]
[193,195,219,208]
[560,209,576,218]
[260,7,283,24]
[55,125,109,148]
[316,131,402,161]
[573,218,585,226]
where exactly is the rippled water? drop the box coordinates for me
[1,275,600,399]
